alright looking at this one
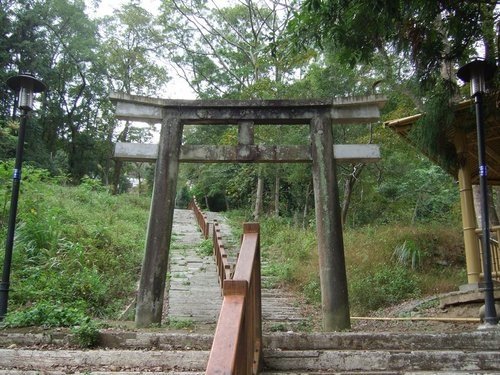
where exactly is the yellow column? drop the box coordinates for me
[454,131,481,284]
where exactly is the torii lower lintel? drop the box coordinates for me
[114,142,381,164]
[111,93,386,331]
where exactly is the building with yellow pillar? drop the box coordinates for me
[386,98,499,289]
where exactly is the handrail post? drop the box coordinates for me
[206,222,262,374]
[206,279,247,374]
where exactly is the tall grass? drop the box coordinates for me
[0,162,149,326]
[227,211,466,316]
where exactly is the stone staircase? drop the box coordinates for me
[261,330,500,374]
[0,330,499,374]
[1,209,499,373]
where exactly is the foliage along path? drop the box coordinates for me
[164,209,309,332]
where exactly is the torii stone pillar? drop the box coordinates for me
[136,109,183,327]
[110,93,385,330]
[311,113,350,329]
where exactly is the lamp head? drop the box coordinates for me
[457,59,497,97]
[6,73,46,111]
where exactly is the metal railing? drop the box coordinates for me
[206,223,263,375]
[475,225,500,281]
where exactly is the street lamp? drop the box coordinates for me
[457,59,498,328]
[0,73,46,321]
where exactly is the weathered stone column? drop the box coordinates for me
[135,109,183,327]
[454,130,481,286]
[310,113,350,331]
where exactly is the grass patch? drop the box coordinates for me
[0,163,149,323]
[226,211,466,317]
[196,239,213,257]
[166,317,195,329]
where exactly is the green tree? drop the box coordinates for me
[160,0,308,216]
[291,0,498,161]
[99,1,169,193]
[293,0,497,81]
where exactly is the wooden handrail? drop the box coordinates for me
[187,201,262,372]
[189,199,233,288]
[206,223,262,375]
[213,219,233,288]
[189,198,210,239]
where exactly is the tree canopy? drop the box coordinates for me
[0,0,498,226]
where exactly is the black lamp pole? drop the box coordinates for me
[457,59,498,328]
[0,74,46,321]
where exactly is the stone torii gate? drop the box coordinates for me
[110,92,385,331]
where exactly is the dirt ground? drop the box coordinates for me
[295,289,499,334]
[352,294,497,333]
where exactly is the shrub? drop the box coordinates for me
[71,318,101,348]
[393,239,426,270]
[349,266,420,315]
[3,301,89,328]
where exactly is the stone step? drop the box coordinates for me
[2,330,498,351]
[0,372,203,375]
[262,372,500,375]
[0,349,209,372]
[265,331,500,351]
[262,349,500,373]
[1,348,498,374]
[0,331,214,350]
[1,331,499,374]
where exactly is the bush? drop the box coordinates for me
[71,318,101,348]
[349,266,420,315]
[3,301,89,328]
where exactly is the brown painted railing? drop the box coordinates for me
[189,198,210,239]
[213,219,233,287]
[476,225,500,280]
[206,223,262,375]
[189,199,233,290]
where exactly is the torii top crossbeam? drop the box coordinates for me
[110,92,385,125]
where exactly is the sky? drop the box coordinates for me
[87,0,161,18]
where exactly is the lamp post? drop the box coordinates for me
[0,74,46,321]
[457,59,498,328]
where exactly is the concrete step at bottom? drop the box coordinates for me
[262,372,500,375]
[262,349,500,373]
[0,372,204,375]
[0,349,209,372]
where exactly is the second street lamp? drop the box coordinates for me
[0,73,46,321]
[457,59,498,328]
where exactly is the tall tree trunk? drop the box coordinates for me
[112,121,130,194]
[253,170,264,221]
[274,170,280,217]
[303,181,312,229]
[102,118,116,186]
[341,163,365,226]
